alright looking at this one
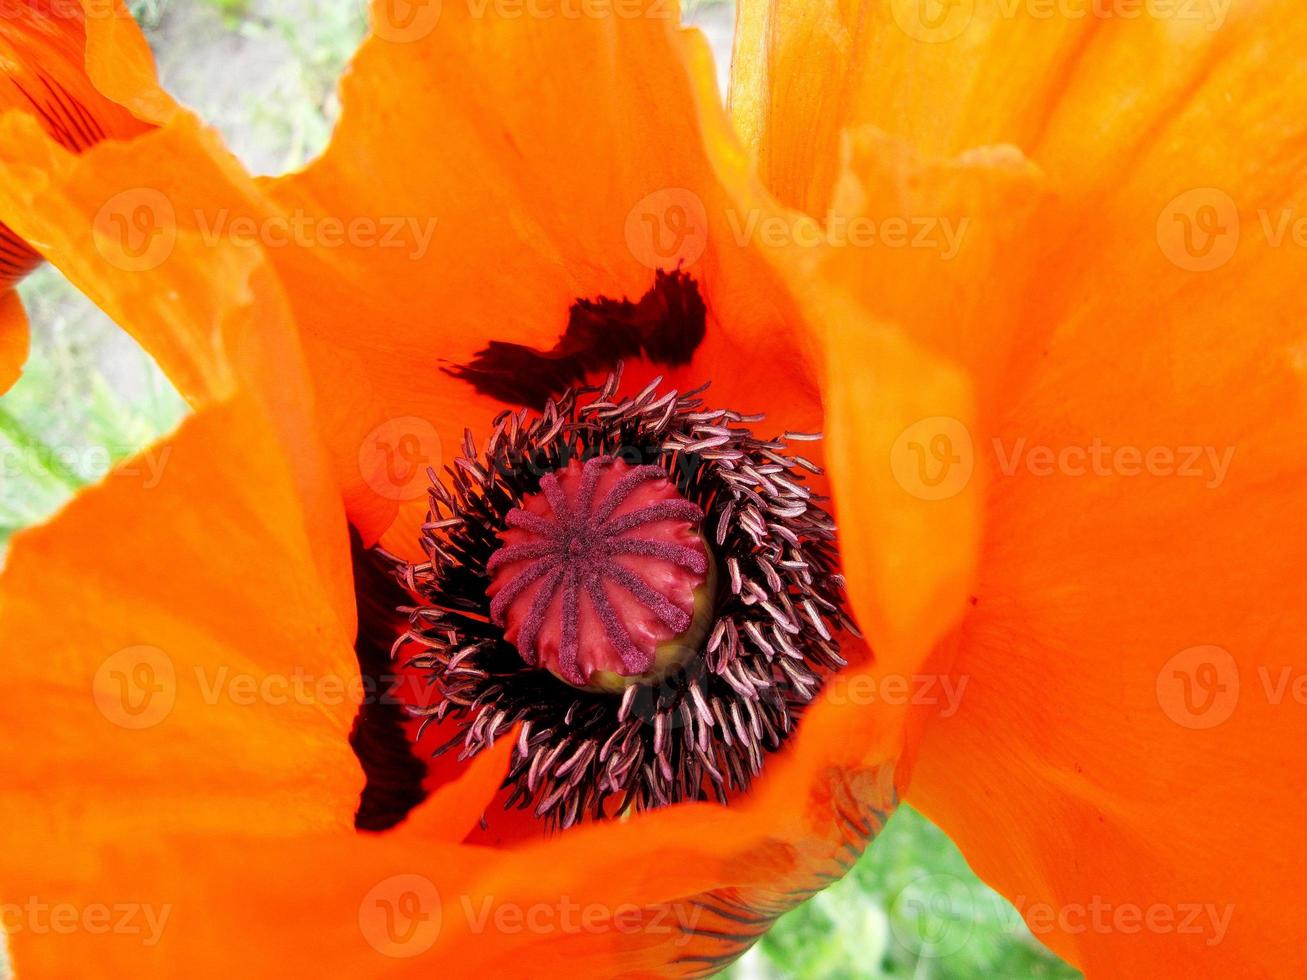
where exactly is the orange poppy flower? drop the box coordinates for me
[0,0,159,391]
[1,1,1304,977]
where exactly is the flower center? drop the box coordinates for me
[486,455,715,692]
[392,364,850,829]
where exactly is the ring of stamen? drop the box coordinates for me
[395,369,855,830]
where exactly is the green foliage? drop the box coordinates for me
[1,269,186,551]
[202,0,253,28]
[726,807,1082,979]
[243,3,368,170]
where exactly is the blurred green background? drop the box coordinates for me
[1,1,1080,976]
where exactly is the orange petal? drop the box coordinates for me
[6,639,902,976]
[3,802,488,976]
[2,3,831,559]
[0,108,355,607]
[735,0,1307,970]
[1,399,507,976]
[257,6,828,549]
[0,286,28,393]
[0,112,237,403]
[77,0,176,124]
[731,0,1292,217]
[859,5,1307,974]
[731,0,1094,214]
[0,1,156,144]
[792,132,1056,683]
[912,297,1307,971]
[0,1,159,300]
[0,0,159,370]
[9,783,895,976]
[820,302,979,683]
[0,394,360,880]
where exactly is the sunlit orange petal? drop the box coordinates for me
[912,51,1307,979]
[6,613,898,976]
[0,285,28,391]
[76,0,176,124]
[0,8,917,974]
[0,1,154,148]
[0,107,355,606]
[3,763,505,976]
[742,0,1307,971]
[731,0,1297,217]
[0,396,359,878]
[792,132,1051,681]
[0,3,830,555]
[821,303,978,682]
[0,0,162,389]
[260,6,829,552]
